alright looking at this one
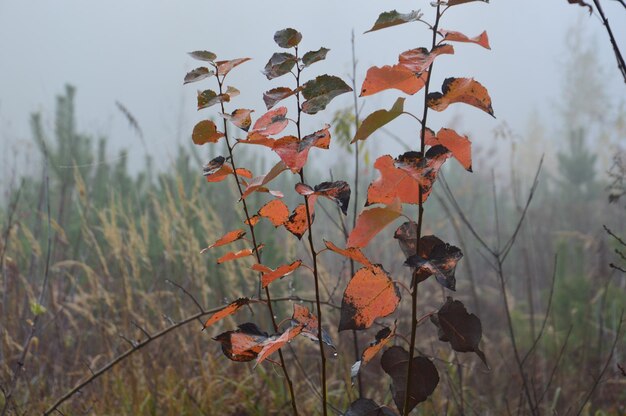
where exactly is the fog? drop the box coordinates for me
[1,0,625,183]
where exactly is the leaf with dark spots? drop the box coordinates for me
[219,109,253,132]
[255,324,304,366]
[192,120,224,145]
[565,0,593,13]
[425,127,472,171]
[252,260,302,288]
[381,346,439,413]
[365,10,423,33]
[249,107,289,136]
[215,57,251,76]
[203,156,226,175]
[217,245,263,264]
[345,398,398,416]
[197,89,230,110]
[431,297,487,366]
[292,304,335,349]
[240,161,288,200]
[257,199,290,227]
[284,200,316,239]
[188,50,217,62]
[339,265,401,331]
[274,28,302,48]
[263,52,297,80]
[427,77,494,117]
[184,67,214,84]
[296,181,351,215]
[438,29,491,50]
[394,223,444,262]
[353,98,405,143]
[272,125,331,172]
[263,87,299,110]
[203,298,250,329]
[347,199,402,248]
[213,323,268,362]
[202,157,252,183]
[367,156,422,206]
[302,47,330,67]
[324,240,373,268]
[398,44,454,74]
[301,75,353,114]
[405,237,462,290]
[203,229,246,252]
[360,65,427,97]
[352,322,397,381]
[394,146,452,196]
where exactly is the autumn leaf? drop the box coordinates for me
[274,28,302,48]
[324,240,373,268]
[217,245,263,264]
[215,57,251,76]
[302,47,330,67]
[192,120,224,145]
[188,50,217,62]
[263,87,299,110]
[240,161,288,200]
[202,229,246,252]
[404,236,462,290]
[447,0,489,6]
[252,260,302,288]
[255,324,304,366]
[220,109,253,132]
[213,323,268,362]
[249,107,289,136]
[345,399,397,416]
[361,65,427,97]
[381,346,439,413]
[398,44,454,74]
[284,200,316,239]
[425,127,472,171]
[301,75,353,114]
[257,199,290,227]
[292,304,335,349]
[351,323,397,381]
[427,77,494,117]
[431,297,487,366]
[339,265,401,331]
[202,156,252,183]
[565,0,593,13]
[197,89,230,110]
[367,155,421,206]
[348,199,402,248]
[203,298,250,329]
[365,10,423,33]
[272,125,331,172]
[438,29,490,50]
[184,67,214,84]
[394,146,452,196]
[296,181,351,215]
[353,98,405,143]
[263,52,297,80]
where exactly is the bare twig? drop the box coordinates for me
[592,0,626,83]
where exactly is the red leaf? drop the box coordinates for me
[255,324,304,366]
[203,298,250,328]
[217,245,263,264]
[215,57,251,76]
[438,29,490,50]
[240,161,288,200]
[192,120,224,145]
[427,77,494,117]
[425,127,472,171]
[257,199,290,227]
[292,304,335,348]
[220,109,253,132]
[339,265,401,331]
[324,240,373,268]
[367,155,421,205]
[202,229,246,252]
[398,44,454,74]
[255,260,302,288]
[213,323,268,362]
[347,199,402,248]
[250,107,289,136]
[360,65,427,97]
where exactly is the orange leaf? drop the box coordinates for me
[250,107,289,136]
[438,29,490,50]
[296,181,351,215]
[324,240,373,268]
[217,245,263,264]
[192,120,224,145]
[203,156,231,183]
[220,109,253,132]
[425,128,472,171]
[258,199,290,227]
[273,125,331,172]
[213,323,268,362]
[215,57,251,76]
[395,147,451,195]
[203,298,250,328]
[367,155,421,206]
[251,263,273,274]
[284,198,317,240]
[240,161,288,200]
[347,199,402,248]
[235,167,253,179]
[339,265,401,331]
[361,323,397,365]
[258,260,302,288]
[360,65,427,96]
[427,77,494,117]
[292,304,335,348]
[255,325,304,366]
[398,44,454,74]
[203,229,246,252]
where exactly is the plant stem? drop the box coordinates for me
[403,5,441,416]
[294,46,328,416]
[216,76,299,416]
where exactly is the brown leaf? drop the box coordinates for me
[263,52,297,80]
[365,10,423,33]
[438,29,490,50]
[215,57,251,76]
[296,181,351,215]
[250,107,289,136]
[360,65,427,97]
[324,240,373,268]
[197,89,230,110]
[213,323,268,362]
[292,304,335,349]
[398,44,454,74]
[240,161,288,200]
[188,50,217,62]
[447,0,489,5]
[565,0,593,13]
[184,67,214,84]
[339,265,401,331]
[301,75,353,115]
[394,146,452,196]
[220,109,253,132]
[345,399,397,416]
[274,28,302,48]
[404,236,462,290]
[425,127,472,171]
[347,199,402,248]
[263,87,299,110]
[203,298,250,328]
[427,77,494,117]
[302,47,330,67]
[352,98,405,143]
[192,120,224,145]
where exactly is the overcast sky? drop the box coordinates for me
[1,0,625,185]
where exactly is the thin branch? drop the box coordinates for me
[592,0,626,83]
